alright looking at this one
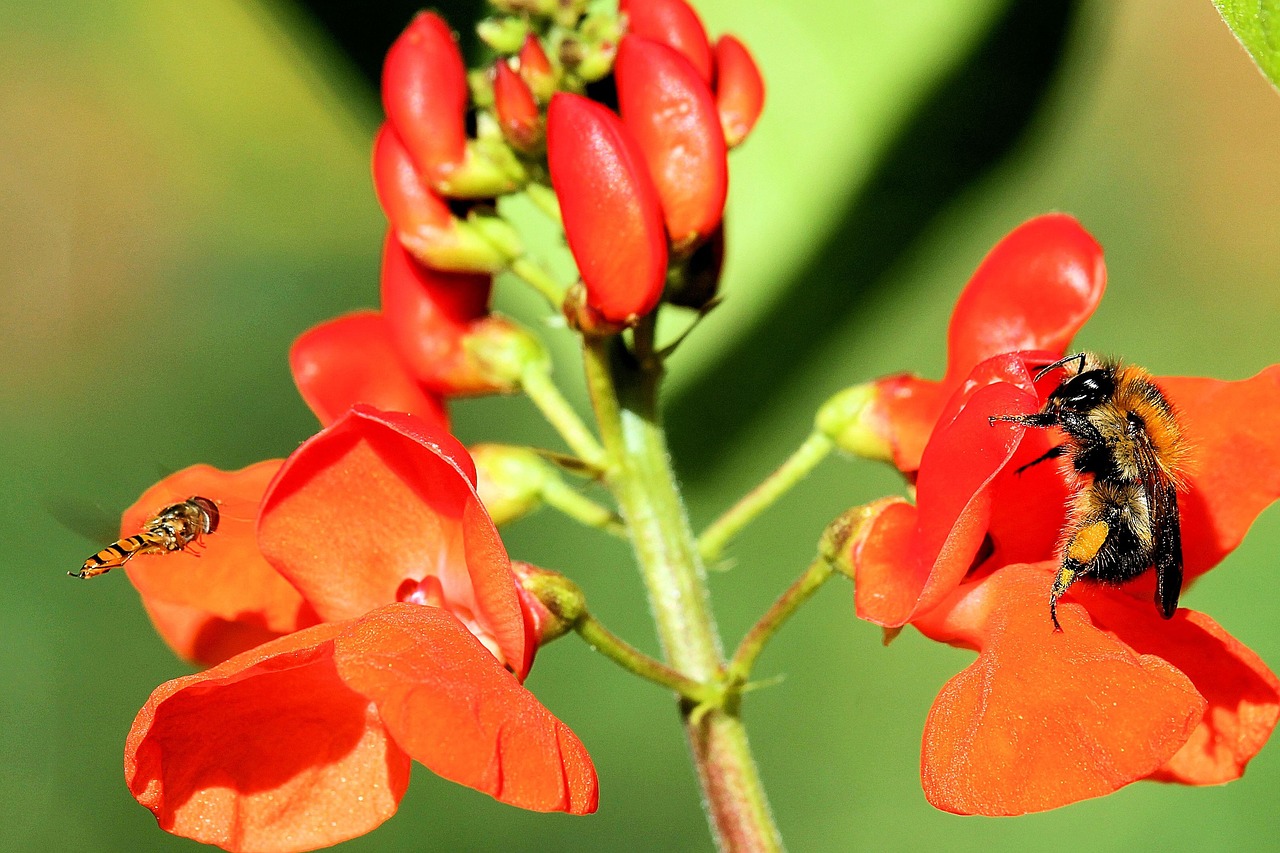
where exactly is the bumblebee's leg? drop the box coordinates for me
[988,411,1058,429]
[1015,444,1067,475]
[1049,520,1112,630]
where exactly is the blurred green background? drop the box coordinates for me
[4,0,1279,849]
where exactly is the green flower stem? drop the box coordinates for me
[519,365,608,470]
[540,477,627,538]
[575,611,715,704]
[584,331,782,853]
[728,557,835,683]
[698,430,835,563]
[509,255,568,307]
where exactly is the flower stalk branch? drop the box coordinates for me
[519,363,608,469]
[540,477,627,537]
[698,430,834,562]
[575,611,717,704]
[728,556,835,683]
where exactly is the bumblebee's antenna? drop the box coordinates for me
[1033,352,1086,382]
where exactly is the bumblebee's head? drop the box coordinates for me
[1047,367,1114,413]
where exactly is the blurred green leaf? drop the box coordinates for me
[1213,0,1280,89]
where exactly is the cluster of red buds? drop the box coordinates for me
[374,0,763,340]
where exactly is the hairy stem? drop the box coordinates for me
[520,365,608,469]
[584,331,782,852]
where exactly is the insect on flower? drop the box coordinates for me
[990,352,1189,629]
[71,496,220,579]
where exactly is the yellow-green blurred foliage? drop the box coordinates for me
[2,0,1277,850]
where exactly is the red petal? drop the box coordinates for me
[334,604,598,814]
[620,0,714,83]
[547,93,668,323]
[123,462,320,666]
[378,230,509,397]
[290,310,449,430]
[853,354,1039,626]
[712,35,764,148]
[1161,367,1280,582]
[916,564,1206,815]
[257,406,528,676]
[945,214,1105,383]
[126,621,411,853]
[616,35,727,251]
[372,123,464,263]
[867,215,1104,473]
[492,60,542,151]
[1080,595,1280,785]
[381,12,467,185]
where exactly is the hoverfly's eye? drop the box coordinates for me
[1055,370,1113,410]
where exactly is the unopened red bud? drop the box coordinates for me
[493,61,543,152]
[616,35,727,253]
[619,0,713,83]
[382,12,468,187]
[372,125,514,273]
[547,93,667,325]
[517,35,557,102]
[379,231,514,396]
[713,35,764,148]
[290,311,449,430]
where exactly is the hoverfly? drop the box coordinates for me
[70,496,220,579]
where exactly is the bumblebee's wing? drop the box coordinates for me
[1135,437,1183,619]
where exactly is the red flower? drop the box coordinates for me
[547,92,668,326]
[516,33,556,102]
[615,34,728,253]
[844,215,1280,814]
[125,408,598,851]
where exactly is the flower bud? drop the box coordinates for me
[382,12,525,198]
[560,12,623,82]
[712,35,764,148]
[547,93,667,325]
[619,0,713,83]
[512,561,586,645]
[379,231,519,396]
[381,13,468,186]
[372,125,518,273]
[493,60,543,152]
[463,317,550,390]
[477,16,531,54]
[616,35,727,253]
[517,34,557,102]
[815,383,894,463]
[472,444,553,525]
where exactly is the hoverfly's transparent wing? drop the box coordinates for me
[44,495,121,545]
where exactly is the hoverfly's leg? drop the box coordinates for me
[1015,443,1067,475]
[70,564,113,580]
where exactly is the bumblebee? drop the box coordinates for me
[70,496,220,579]
[990,353,1189,629]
